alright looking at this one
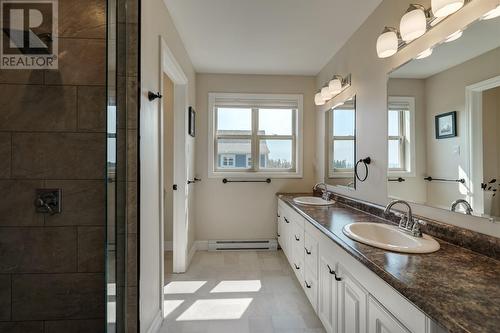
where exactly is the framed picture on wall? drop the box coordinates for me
[435,111,457,139]
[188,106,196,137]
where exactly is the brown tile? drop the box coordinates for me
[45,180,105,226]
[59,0,106,39]
[44,38,105,86]
[12,273,104,320]
[126,286,137,333]
[0,274,11,320]
[45,319,104,333]
[127,76,138,129]
[0,70,44,85]
[12,132,105,180]
[77,226,104,272]
[0,180,44,226]
[78,86,106,132]
[0,85,77,131]
[127,181,137,234]
[0,133,11,178]
[0,322,43,333]
[0,227,77,273]
[127,233,137,287]
[127,130,137,181]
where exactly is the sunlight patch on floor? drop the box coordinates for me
[164,281,207,294]
[176,298,253,321]
[164,300,184,317]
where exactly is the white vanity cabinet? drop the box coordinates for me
[277,198,440,333]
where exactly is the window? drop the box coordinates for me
[208,93,303,178]
[388,97,415,175]
[328,104,355,178]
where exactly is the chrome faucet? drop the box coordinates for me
[313,182,330,201]
[451,199,473,215]
[384,200,425,237]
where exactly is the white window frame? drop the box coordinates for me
[327,106,356,179]
[208,93,303,178]
[387,96,416,177]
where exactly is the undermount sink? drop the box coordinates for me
[293,196,335,206]
[343,222,440,254]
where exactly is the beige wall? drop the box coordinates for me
[140,0,196,330]
[195,74,316,240]
[315,0,500,237]
[483,86,500,216]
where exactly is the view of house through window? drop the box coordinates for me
[210,94,302,176]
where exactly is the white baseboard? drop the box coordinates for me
[188,241,197,265]
[146,310,163,333]
[164,241,173,251]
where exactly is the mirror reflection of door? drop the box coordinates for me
[386,15,500,221]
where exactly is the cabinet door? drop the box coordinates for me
[281,214,292,259]
[338,266,367,333]
[368,297,411,333]
[318,254,338,333]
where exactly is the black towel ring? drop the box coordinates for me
[355,157,371,182]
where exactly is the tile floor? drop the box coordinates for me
[160,250,325,333]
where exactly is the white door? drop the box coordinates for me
[368,297,411,333]
[337,265,368,333]
[318,254,338,333]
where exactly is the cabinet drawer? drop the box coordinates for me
[304,230,319,277]
[291,246,304,281]
[304,269,318,311]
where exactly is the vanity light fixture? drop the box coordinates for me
[431,0,464,17]
[416,48,433,59]
[430,15,446,26]
[481,5,500,20]
[314,92,326,106]
[376,27,399,58]
[400,4,427,42]
[328,76,343,95]
[444,30,463,42]
[315,74,351,106]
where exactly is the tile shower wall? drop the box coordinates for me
[0,0,106,332]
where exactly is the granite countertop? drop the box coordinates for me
[277,193,500,333]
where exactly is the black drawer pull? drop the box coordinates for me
[327,264,342,281]
[277,214,281,218]
[277,233,280,237]
[305,281,312,289]
[305,248,311,255]
[284,218,290,224]
[294,264,300,270]
[295,235,300,241]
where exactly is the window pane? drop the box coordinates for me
[259,139,292,169]
[388,139,401,169]
[333,109,355,136]
[217,108,252,134]
[388,110,400,136]
[333,140,354,169]
[217,139,251,169]
[258,109,293,135]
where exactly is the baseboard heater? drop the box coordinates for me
[208,239,278,251]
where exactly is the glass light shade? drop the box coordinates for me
[328,78,342,95]
[431,0,464,17]
[376,30,398,58]
[321,86,333,100]
[400,8,427,42]
[444,30,462,43]
[315,92,326,106]
[482,5,500,20]
[416,48,433,59]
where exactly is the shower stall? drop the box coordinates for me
[0,0,138,331]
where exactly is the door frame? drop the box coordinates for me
[466,75,500,215]
[158,36,189,315]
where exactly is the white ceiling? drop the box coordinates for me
[163,0,382,75]
[390,17,500,79]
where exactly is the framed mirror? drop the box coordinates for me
[387,15,500,221]
[325,95,356,189]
